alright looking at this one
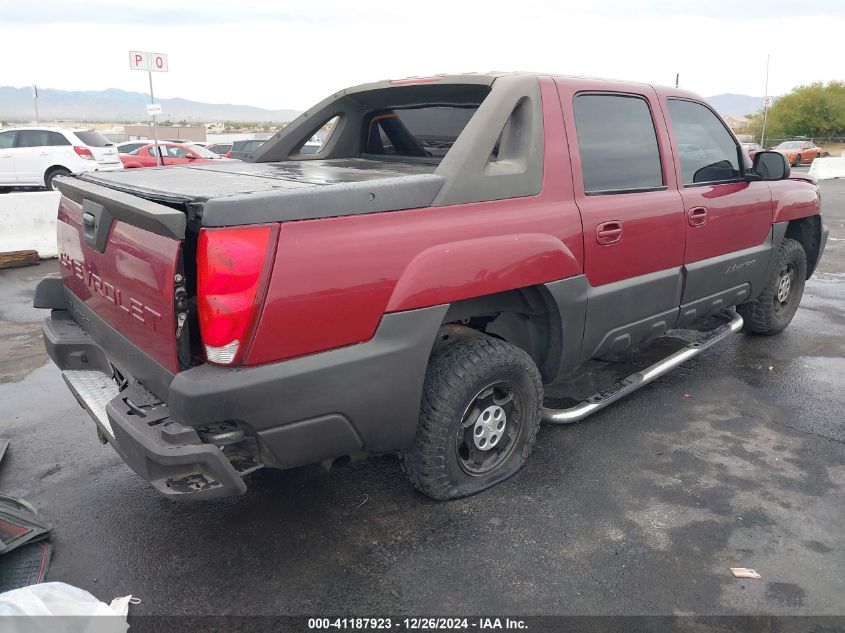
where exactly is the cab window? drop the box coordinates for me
[573,93,664,194]
[667,99,742,185]
[0,131,14,149]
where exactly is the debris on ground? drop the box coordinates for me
[730,567,761,579]
[0,581,137,632]
[0,250,40,270]
[0,492,53,592]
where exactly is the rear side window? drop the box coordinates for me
[574,94,663,194]
[363,106,477,159]
[667,99,742,185]
[0,131,14,149]
[15,130,71,148]
[74,131,113,147]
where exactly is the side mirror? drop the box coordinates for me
[753,151,791,181]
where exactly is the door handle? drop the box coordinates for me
[596,221,623,245]
[688,206,708,227]
[40,152,50,156]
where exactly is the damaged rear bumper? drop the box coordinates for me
[44,311,247,500]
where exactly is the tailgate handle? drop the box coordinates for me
[81,199,114,254]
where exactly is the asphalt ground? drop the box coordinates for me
[0,174,842,623]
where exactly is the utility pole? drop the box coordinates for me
[760,54,771,148]
[31,85,39,124]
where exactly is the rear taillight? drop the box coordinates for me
[197,225,276,365]
[225,151,232,158]
[73,146,95,160]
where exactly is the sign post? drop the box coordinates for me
[129,51,169,166]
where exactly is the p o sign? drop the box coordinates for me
[129,51,169,73]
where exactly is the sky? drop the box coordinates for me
[1,0,843,111]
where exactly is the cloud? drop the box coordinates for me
[1,1,843,112]
[2,0,399,26]
[6,0,841,26]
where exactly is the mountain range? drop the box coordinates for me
[706,93,767,116]
[0,86,301,123]
[0,86,766,123]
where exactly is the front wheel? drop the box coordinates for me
[738,238,806,335]
[400,335,542,500]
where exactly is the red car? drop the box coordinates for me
[119,142,226,168]
[38,73,828,501]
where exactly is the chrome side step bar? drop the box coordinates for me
[542,309,744,425]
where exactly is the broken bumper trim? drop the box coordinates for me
[57,363,246,501]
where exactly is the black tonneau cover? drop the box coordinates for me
[76,159,443,227]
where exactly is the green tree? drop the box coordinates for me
[748,81,845,143]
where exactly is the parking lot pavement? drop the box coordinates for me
[0,181,842,618]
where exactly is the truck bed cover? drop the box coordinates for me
[73,159,443,227]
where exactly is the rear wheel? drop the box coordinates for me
[738,238,806,335]
[400,335,542,500]
[44,167,70,191]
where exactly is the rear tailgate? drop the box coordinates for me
[55,177,188,377]
[90,145,121,165]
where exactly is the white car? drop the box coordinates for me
[0,127,124,190]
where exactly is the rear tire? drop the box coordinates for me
[44,167,70,191]
[400,335,542,500]
[738,238,806,335]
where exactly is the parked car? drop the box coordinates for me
[119,142,228,168]
[226,139,266,159]
[0,126,123,190]
[741,142,763,160]
[116,140,153,154]
[206,143,232,156]
[36,73,827,502]
[770,140,826,166]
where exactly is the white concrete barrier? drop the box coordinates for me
[808,157,845,181]
[0,191,61,258]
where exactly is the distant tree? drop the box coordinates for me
[748,81,845,143]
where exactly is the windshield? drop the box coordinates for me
[75,131,114,147]
[186,143,219,158]
[776,141,802,149]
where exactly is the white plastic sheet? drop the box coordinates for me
[0,582,134,633]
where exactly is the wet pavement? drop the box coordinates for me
[0,179,842,617]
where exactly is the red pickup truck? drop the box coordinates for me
[35,73,828,501]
